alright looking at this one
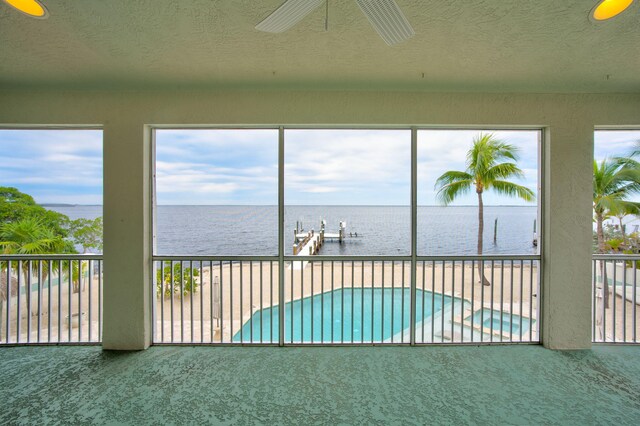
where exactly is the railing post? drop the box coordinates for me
[410,127,417,345]
[278,126,285,347]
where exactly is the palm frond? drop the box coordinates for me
[434,170,474,205]
[435,179,473,205]
[610,181,640,197]
[607,200,640,217]
[612,155,640,169]
[467,133,520,173]
[594,157,640,220]
[0,217,74,255]
[619,140,640,160]
[0,241,19,253]
[614,167,640,186]
[490,180,535,202]
[597,194,632,214]
[434,170,473,188]
[483,162,524,182]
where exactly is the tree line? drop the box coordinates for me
[0,186,102,255]
[0,186,198,312]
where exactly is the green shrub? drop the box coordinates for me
[156,262,199,297]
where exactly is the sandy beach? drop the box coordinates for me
[0,269,102,344]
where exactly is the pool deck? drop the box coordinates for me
[1,345,639,424]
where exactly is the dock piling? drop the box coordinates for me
[494,218,498,243]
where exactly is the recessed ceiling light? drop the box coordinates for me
[2,0,49,19]
[590,0,635,21]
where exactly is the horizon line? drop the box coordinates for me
[42,203,537,208]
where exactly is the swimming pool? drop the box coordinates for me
[13,274,94,295]
[232,288,454,343]
[465,308,535,336]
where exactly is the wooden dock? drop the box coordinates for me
[291,230,323,270]
[290,220,352,270]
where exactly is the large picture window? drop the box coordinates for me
[284,129,410,256]
[154,129,278,256]
[417,130,539,256]
[592,129,640,344]
[0,128,103,344]
[151,127,541,346]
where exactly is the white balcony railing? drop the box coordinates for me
[153,255,540,345]
[592,255,640,344]
[0,254,103,345]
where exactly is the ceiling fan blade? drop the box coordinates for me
[256,0,325,33]
[355,0,415,46]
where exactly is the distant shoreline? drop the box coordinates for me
[41,204,101,207]
[46,204,537,208]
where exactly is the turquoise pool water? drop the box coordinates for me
[14,275,91,295]
[232,288,453,343]
[466,308,534,335]
[11,276,63,295]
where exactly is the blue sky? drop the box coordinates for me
[155,129,278,205]
[0,128,638,206]
[0,129,103,204]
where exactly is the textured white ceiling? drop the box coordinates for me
[0,0,639,92]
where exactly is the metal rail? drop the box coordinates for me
[151,255,540,345]
[152,255,541,262]
[592,255,639,344]
[0,255,103,345]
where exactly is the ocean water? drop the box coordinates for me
[50,205,538,256]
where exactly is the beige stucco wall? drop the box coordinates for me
[1,90,639,350]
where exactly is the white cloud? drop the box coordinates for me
[0,128,549,207]
[153,129,540,206]
[304,186,342,193]
[0,130,103,204]
[417,130,539,205]
[154,130,278,204]
[284,130,411,204]
[594,130,640,161]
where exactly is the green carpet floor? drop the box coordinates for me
[1,345,639,425]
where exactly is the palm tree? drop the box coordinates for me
[0,218,74,322]
[593,158,640,252]
[435,133,535,285]
[608,140,640,245]
[0,217,71,255]
[609,203,639,246]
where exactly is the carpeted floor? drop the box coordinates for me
[1,345,639,425]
